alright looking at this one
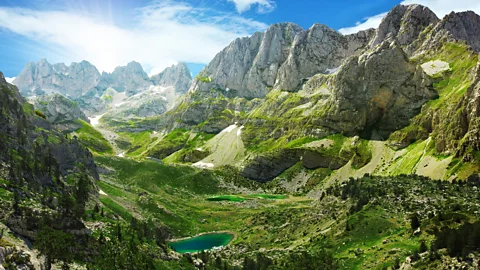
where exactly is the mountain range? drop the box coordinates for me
[12,60,192,116]
[1,3,480,270]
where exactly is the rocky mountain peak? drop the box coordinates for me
[188,20,375,98]
[125,61,145,71]
[371,4,440,48]
[150,62,192,94]
[99,61,150,96]
[275,22,373,91]
[13,59,101,98]
[437,11,480,52]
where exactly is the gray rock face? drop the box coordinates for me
[28,94,89,124]
[99,61,151,96]
[371,5,480,54]
[13,59,101,98]
[188,22,374,98]
[371,5,440,49]
[150,62,192,94]
[190,23,303,98]
[319,39,438,138]
[426,11,480,53]
[275,25,374,91]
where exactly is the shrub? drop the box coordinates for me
[34,110,47,120]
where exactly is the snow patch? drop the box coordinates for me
[117,152,125,158]
[220,124,237,134]
[99,189,108,196]
[193,162,214,169]
[88,113,105,127]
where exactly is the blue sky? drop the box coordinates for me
[1,0,479,80]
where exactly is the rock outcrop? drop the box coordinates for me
[433,59,480,157]
[103,86,174,119]
[28,94,89,127]
[1,71,98,243]
[319,39,437,138]
[0,71,98,182]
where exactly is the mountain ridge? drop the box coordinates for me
[13,60,193,115]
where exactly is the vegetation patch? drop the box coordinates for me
[72,120,113,154]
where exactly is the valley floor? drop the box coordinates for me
[88,156,480,269]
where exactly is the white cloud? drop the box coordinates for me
[0,1,269,75]
[5,77,15,84]
[338,0,480,35]
[228,0,276,13]
[338,13,387,35]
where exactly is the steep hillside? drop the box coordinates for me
[0,71,100,268]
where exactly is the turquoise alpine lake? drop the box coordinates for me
[168,233,234,253]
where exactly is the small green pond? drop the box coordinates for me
[206,194,287,202]
[206,195,246,202]
[169,233,234,253]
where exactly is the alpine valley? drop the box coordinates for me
[1,3,480,270]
